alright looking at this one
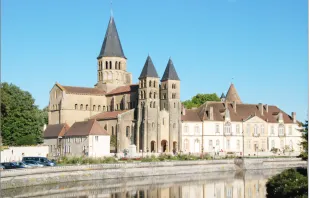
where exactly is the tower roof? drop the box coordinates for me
[220,93,226,99]
[225,83,242,104]
[97,16,126,59]
[138,55,159,79]
[161,58,180,81]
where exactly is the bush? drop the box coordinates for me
[141,155,160,162]
[266,168,308,198]
[57,156,117,165]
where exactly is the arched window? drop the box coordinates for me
[143,80,146,88]
[164,84,167,89]
[98,105,101,111]
[80,104,83,110]
[153,102,155,108]
[112,126,114,136]
[126,126,130,137]
[118,62,121,70]
[115,61,118,69]
[144,91,146,99]
[85,104,88,110]
[106,61,108,69]
[109,61,112,69]
[224,122,232,135]
[150,101,152,108]
[103,106,106,111]
[153,92,156,99]
[93,105,96,111]
[149,92,152,98]
[140,91,143,99]
[149,80,152,87]
[153,81,156,87]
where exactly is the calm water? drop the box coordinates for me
[1,169,286,198]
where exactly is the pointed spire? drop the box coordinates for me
[161,58,180,81]
[97,16,126,59]
[225,83,242,104]
[220,93,225,99]
[138,55,159,79]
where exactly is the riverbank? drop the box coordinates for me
[1,158,306,189]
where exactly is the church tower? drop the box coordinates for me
[96,16,132,92]
[160,58,181,151]
[137,55,160,152]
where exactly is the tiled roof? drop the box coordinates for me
[161,58,180,81]
[138,55,159,79]
[90,110,129,120]
[181,109,202,122]
[57,83,106,95]
[106,84,138,96]
[64,120,108,137]
[198,102,294,123]
[97,16,126,59]
[43,123,70,138]
[225,84,242,104]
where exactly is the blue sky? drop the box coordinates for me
[2,0,308,121]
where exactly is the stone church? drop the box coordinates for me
[48,15,181,153]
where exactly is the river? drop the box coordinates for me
[1,168,286,198]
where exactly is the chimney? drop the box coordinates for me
[210,106,214,120]
[264,104,268,113]
[292,112,296,123]
[258,103,263,115]
[233,101,237,113]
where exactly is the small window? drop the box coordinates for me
[174,102,176,108]
[126,126,130,137]
[153,81,156,87]
[98,105,101,111]
[149,92,152,98]
[215,124,219,133]
[95,136,99,141]
[75,104,78,110]
[112,126,114,136]
[109,61,112,69]
[106,61,108,69]
[80,104,83,110]
[153,92,156,99]
[93,105,96,111]
[115,61,118,69]
[149,81,152,87]
[118,62,121,70]
[85,105,88,110]
[153,102,155,108]
[150,102,152,108]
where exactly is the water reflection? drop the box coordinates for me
[2,169,286,198]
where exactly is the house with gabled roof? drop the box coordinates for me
[47,14,181,154]
[62,119,110,157]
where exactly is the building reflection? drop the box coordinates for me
[107,177,268,198]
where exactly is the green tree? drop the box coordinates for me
[110,135,117,149]
[266,168,308,198]
[41,106,49,125]
[300,120,308,160]
[182,93,220,109]
[1,82,45,146]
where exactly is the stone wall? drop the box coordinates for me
[0,158,306,189]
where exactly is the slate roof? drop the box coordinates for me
[185,102,295,124]
[43,123,70,138]
[161,58,180,81]
[138,56,159,79]
[225,84,242,104]
[220,93,226,99]
[181,109,202,122]
[106,84,139,96]
[64,120,108,137]
[97,16,126,59]
[90,110,129,120]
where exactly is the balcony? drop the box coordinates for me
[252,132,260,137]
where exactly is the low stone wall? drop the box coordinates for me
[0,158,307,189]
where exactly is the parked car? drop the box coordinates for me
[1,162,24,169]
[0,164,4,170]
[14,162,32,168]
[23,160,44,167]
[22,157,56,166]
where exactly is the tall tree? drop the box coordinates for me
[1,82,45,145]
[300,120,308,160]
[182,93,220,109]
